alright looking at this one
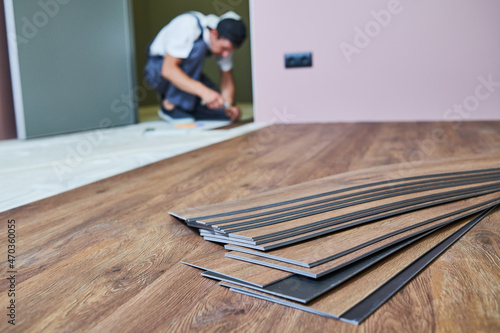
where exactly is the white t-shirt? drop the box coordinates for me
[149,11,240,72]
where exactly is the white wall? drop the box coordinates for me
[250,0,500,123]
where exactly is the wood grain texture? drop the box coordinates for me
[224,200,500,279]
[1,122,499,332]
[223,193,500,266]
[223,205,495,325]
[197,183,499,233]
[223,205,484,279]
[223,182,500,241]
[218,216,471,317]
[171,154,500,222]
[202,211,491,305]
[181,252,292,288]
[201,192,500,250]
[196,171,500,228]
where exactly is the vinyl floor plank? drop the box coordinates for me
[338,207,496,324]
[201,173,500,228]
[206,206,496,304]
[181,252,292,288]
[202,191,500,250]
[224,199,499,277]
[170,154,500,222]
[201,229,434,303]
[225,182,500,241]
[218,210,488,322]
[221,207,495,325]
[223,193,500,266]
[185,200,499,303]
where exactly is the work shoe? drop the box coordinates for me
[158,107,195,125]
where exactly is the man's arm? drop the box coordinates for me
[220,70,241,121]
[161,54,225,109]
[220,70,235,106]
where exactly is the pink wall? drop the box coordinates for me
[250,0,500,123]
[0,0,16,139]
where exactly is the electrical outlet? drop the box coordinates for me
[285,52,312,68]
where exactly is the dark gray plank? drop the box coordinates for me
[340,205,497,325]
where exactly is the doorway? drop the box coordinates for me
[130,0,253,122]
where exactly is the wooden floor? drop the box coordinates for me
[1,122,499,332]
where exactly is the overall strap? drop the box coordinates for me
[189,12,205,40]
[147,13,205,56]
[190,12,211,57]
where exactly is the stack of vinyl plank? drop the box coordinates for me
[170,154,500,325]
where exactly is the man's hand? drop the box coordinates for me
[201,88,225,109]
[225,105,241,122]
[163,55,225,109]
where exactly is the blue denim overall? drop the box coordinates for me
[144,14,228,120]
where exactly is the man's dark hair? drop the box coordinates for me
[216,18,247,48]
